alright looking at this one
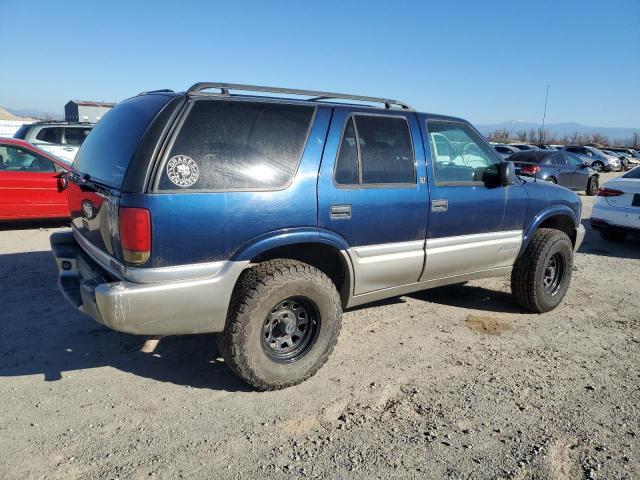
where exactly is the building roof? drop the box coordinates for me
[68,100,116,107]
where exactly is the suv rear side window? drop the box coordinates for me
[64,127,92,146]
[35,127,63,144]
[158,100,314,191]
[334,115,415,186]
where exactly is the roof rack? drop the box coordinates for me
[186,82,413,110]
[28,120,95,125]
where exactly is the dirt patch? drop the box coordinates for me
[464,314,511,335]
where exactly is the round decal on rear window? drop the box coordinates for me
[166,155,199,188]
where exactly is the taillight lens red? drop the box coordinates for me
[520,165,541,175]
[119,207,151,264]
[596,187,624,197]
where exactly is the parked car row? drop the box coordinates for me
[492,142,640,172]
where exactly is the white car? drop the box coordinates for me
[590,166,640,241]
[13,121,94,164]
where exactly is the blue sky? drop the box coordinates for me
[1,0,638,127]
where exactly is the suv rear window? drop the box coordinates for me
[157,100,314,191]
[73,94,172,188]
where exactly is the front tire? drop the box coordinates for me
[511,228,573,313]
[586,176,599,196]
[218,259,342,390]
[592,161,604,172]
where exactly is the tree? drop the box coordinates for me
[488,128,511,143]
[516,130,528,142]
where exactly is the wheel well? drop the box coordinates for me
[249,243,351,306]
[538,215,576,246]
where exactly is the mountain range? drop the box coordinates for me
[5,108,63,121]
[475,120,639,142]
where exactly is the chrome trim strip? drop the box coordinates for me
[426,230,523,251]
[72,227,226,284]
[353,240,424,258]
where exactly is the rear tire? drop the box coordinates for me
[218,259,342,390]
[511,228,573,313]
[546,177,557,184]
[600,230,627,242]
[586,176,599,196]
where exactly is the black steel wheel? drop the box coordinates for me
[261,297,320,363]
[542,252,566,296]
[511,228,573,313]
[218,259,342,390]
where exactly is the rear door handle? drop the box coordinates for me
[330,204,351,220]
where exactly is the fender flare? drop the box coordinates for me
[230,227,351,262]
[520,205,579,256]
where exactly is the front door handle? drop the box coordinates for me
[63,147,74,151]
[431,199,448,212]
[330,204,351,220]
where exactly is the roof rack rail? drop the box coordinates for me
[186,82,413,110]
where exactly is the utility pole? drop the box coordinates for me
[540,84,550,144]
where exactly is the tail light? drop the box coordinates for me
[119,207,151,265]
[520,165,540,175]
[596,187,624,197]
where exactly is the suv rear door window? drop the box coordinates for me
[158,100,314,191]
[35,127,63,144]
[334,114,415,186]
[64,127,92,146]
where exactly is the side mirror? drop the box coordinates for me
[57,172,68,191]
[499,161,516,186]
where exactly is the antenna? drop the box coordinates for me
[540,84,550,144]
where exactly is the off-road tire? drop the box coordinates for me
[511,228,573,313]
[218,259,342,390]
[600,230,627,242]
[586,176,599,196]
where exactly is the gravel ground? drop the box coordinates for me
[0,171,638,479]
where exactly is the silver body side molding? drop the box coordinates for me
[349,240,424,295]
[345,267,511,308]
[421,230,522,281]
[343,230,524,306]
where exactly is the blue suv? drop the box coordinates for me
[51,83,585,390]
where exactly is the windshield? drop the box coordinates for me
[622,166,640,179]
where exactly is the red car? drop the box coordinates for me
[0,137,70,220]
